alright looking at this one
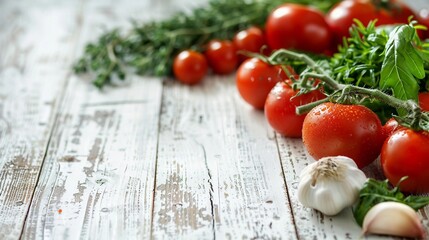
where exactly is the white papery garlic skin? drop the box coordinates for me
[297,156,367,216]
[362,201,425,238]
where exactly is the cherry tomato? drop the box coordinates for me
[173,50,208,85]
[381,129,429,193]
[418,92,429,111]
[265,4,333,54]
[264,82,325,138]
[302,102,384,168]
[205,40,238,75]
[236,58,288,109]
[233,27,267,62]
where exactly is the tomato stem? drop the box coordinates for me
[296,98,330,114]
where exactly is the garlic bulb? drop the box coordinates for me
[297,156,367,216]
[362,201,425,238]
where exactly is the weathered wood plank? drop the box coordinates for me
[23,77,163,240]
[152,77,296,239]
[21,0,201,239]
[0,1,84,239]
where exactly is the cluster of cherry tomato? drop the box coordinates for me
[172,0,429,194]
[173,26,266,85]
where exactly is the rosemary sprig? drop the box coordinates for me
[73,0,340,88]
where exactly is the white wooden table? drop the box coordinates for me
[1,0,428,239]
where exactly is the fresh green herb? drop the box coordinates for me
[329,21,429,118]
[353,178,429,227]
[330,20,429,92]
[266,21,429,124]
[380,24,426,104]
[264,48,429,131]
[330,20,389,88]
[73,0,341,88]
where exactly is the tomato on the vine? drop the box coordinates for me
[205,40,238,75]
[418,92,429,111]
[236,58,289,109]
[173,50,208,85]
[233,27,267,62]
[265,81,326,138]
[265,4,333,54]
[381,128,429,193]
[302,102,384,168]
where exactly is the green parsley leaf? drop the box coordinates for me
[380,24,424,112]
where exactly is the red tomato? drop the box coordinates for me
[233,27,267,62]
[418,92,429,111]
[205,40,238,75]
[302,102,384,168]
[381,129,429,193]
[326,0,379,44]
[173,50,208,85]
[417,9,429,39]
[265,82,326,138]
[236,58,288,109]
[381,118,401,140]
[326,0,416,44]
[386,0,415,24]
[265,4,333,54]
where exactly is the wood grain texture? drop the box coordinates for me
[152,77,296,239]
[20,3,160,240]
[21,0,203,239]
[0,1,83,239]
[23,77,163,240]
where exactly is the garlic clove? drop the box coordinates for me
[362,201,425,239]
[297,156,367,216]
